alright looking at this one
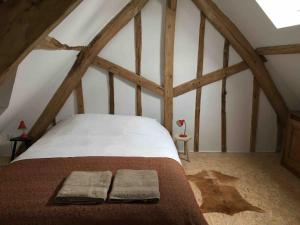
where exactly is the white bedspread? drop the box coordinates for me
[15,114,181,163]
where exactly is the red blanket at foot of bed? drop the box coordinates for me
[0,157,208,225]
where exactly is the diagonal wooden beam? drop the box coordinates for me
[174,61,248,97]
[163,0,177,134]
[0,0,82,86]
[93,57,164,97]
[192,0,289,126]
[256,44,300,55]
[29,0,149,141]
[194,13,206,152]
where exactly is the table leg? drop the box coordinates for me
[184,141,190,162]
[11,141,17,161]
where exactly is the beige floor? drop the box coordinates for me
[181,153,300,225]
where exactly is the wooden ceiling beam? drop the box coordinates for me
[192,0,289,126]
[93,57,164,97]
[29,0,149,141]
[174,61,248,97]
[0,0,82,86]
[256,44,300,55]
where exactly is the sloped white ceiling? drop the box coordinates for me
[214,0,300,110]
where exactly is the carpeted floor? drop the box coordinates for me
[182,153,300,225]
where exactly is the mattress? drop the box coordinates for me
[15,114,180,163]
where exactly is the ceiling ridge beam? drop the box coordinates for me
[191,0,289,126]
[29,0,149,141]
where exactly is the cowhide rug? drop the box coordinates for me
[188,170,264,215]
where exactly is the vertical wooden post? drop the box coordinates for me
[52,118,57,126]
[276,116,283,153]
[108,71,115,114]
[250,77,260,152]
[221,39,229,152]
[134,12,142,116]
[194,13,206,152]
[163,0,177,134]
[76,80,84,114]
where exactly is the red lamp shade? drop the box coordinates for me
[17,120,28,139]
[176,119,185,127]
[18,120,27,130]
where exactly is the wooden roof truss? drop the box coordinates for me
[2,0,299,152]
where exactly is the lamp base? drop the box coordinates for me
[20,133,28,139]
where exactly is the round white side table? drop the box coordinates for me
[174,134,192,162]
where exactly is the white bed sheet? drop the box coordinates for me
[15,114,181,164]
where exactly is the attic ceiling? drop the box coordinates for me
[0,0,82,116]
[0,0,299,126]
[0,0,82,85]
[214,0,300,110]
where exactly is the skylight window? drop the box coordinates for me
[256,0,300,29]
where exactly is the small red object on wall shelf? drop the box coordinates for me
[18,120,28,139]
[176,119,187,137]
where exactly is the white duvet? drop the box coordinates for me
[15,114,181,163]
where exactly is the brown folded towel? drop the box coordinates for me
[54,171,112,204]
[109,169,160,203]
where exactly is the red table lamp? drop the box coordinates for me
[176,119,187,137]
[18,120,28,139]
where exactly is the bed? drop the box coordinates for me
[0,114,207,225]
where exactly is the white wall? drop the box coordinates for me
[0,0,281,155]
